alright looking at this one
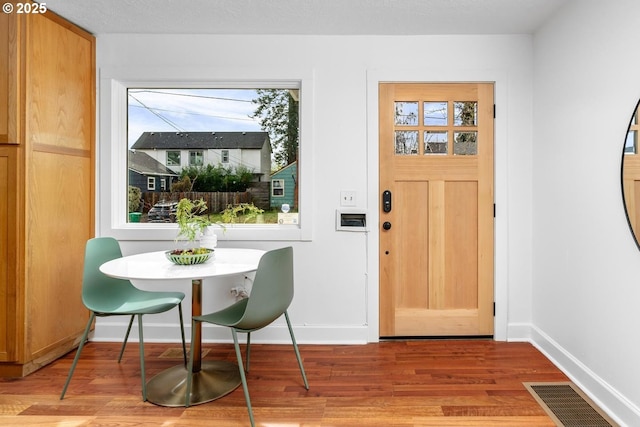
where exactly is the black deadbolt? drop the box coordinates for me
[383,221,392,230]
[382,190,392,212]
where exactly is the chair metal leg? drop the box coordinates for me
[184,318,198,407]
[117,315,135,363]
[285,311,309,389]
[245,332,251,372]
[178,303,187,365]
[137,314,147,401]
[232,329,255,427]
[60,312,96,399]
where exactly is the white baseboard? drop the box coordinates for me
[511,323,640,427]
[91,318,370,345]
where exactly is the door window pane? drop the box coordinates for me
[424,102,448,126]
[454,101,477,126]
[395,102,418,125]
[424,131,448,154]
[395,131,419,155]
[454,131,477,155]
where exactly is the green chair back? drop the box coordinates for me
[82,237,141,313]
[234,246,294,331]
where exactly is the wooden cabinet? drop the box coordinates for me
[0,4,95,377]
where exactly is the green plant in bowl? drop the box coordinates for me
[175,198,212,243]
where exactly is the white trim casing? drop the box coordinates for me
[365,68,510,342]
[98,66,315,242]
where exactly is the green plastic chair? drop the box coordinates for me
[60,237,187,401]
[185,246,308,426]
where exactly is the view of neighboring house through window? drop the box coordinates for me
[127,88,300,224]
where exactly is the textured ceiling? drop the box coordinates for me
[41,0,568,35]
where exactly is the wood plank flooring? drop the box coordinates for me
[0,340,568,426]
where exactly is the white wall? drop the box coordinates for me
[532,0,640,425]
[95,33,534,345]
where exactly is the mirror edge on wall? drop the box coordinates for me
[621,97,640,251]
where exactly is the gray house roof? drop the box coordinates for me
[130,131,270,150]
[128,150,178,176]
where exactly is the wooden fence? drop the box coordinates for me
[141,191,253,213]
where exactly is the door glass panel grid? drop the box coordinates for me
[393,100,480,156]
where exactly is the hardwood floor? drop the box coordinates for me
[0,340,568,426]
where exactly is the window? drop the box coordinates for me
[272,179,284,197]
[167,151,181,166]
[160,178,167,190]
[147,177,156,190]
[121,85,308,237]
[189,150,204,166]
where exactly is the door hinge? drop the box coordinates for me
[493,302,496,316]
[493,104,496,118]
[493,203,496,218]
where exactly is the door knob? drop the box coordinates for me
[383,221,392,230]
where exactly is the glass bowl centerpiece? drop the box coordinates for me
[167,198,214,265]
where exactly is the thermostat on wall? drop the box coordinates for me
[336,209,367,232]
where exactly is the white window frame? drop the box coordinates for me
[189,150,204,166]
[147,176,156,190]
[160,178,167,191]
[221,149,229,163]
[99,67,314,242]
[167,150,181,166]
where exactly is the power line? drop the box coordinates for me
[129,93,184,132]
[129,89,254,103]
[128,104,257,123]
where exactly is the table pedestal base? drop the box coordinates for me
[146,361,241,407]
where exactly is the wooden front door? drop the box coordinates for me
[379,83,494,337]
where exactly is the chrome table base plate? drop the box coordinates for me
[146,361,241,407]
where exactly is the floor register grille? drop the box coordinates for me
[524,382,618,427]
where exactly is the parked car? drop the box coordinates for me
[148,200,178,222]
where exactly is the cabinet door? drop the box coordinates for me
[24,12,94,359]
[0,146,19,362]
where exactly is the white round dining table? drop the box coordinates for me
[100,247,265,407]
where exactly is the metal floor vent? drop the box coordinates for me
[524,382,618,427]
